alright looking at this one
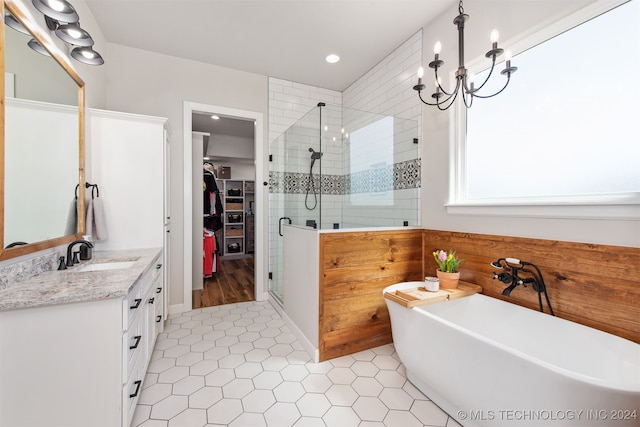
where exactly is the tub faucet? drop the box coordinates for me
[66,239,94,267]
[491,257,555,315]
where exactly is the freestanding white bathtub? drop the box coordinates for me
[384,282,640,427]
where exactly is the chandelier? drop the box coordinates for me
[413,0,517,110]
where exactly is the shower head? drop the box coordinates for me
[309,147,323,160]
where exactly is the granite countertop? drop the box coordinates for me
[0,248,162,312]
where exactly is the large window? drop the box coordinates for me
[455,0,639,218]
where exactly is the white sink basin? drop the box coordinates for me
[75,261,136,272]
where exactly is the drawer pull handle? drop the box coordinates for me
[156,287,162,294]
[130,299,142,310]
[129,380,142,398]
[156,264,162,269]
[156,315,162,323]
[148,297,155,304]
[130,335,142,350]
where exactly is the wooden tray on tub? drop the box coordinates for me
[384,281,482,308]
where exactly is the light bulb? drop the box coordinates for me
[434,41,442,55]
[505,50,512,61]
[468,73,475,84]
[417,67,424,78]
[490,29,499,43]
[325,54,340,64]
[49,0,65,12]
[67,28,82,39]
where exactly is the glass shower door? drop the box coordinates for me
[268,105,323,303]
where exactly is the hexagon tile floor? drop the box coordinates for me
[132,300,461,427]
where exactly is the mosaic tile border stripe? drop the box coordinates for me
[269,158,420,195]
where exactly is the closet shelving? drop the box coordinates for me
[221,179,254,257]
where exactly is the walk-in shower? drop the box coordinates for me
[268,103,420,302]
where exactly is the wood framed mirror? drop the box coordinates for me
[1,0,85,261]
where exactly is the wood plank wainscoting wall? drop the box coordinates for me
[317,228,639,361]
[422,229,640,345]
[319,229,424,361]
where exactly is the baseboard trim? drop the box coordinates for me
[269,295,319,363]
[168,303,186,315]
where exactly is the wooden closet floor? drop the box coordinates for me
[192,256,255,308]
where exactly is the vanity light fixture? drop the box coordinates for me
[27,38,51,56]
[412,0,517,110]
[55,22,94,46]
[29,0,105,65]
[32,0,79,24]
[71,46,104,65]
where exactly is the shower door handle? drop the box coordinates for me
[279,217,292,237]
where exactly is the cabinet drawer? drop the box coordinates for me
[151,261,163,284]
[122,283,143,331]
[154,291,164,332]
[123,359,144,427]
[123,320,144,382]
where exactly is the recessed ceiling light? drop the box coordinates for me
[211,115,220,120]
[325,54,340,64]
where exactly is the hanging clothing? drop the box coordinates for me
[204,169,224,231]
[203,170,223,215]
[203,229,216,278]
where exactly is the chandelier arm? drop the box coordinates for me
[471,73,511,99]
[462,88,474,108]
[471,57,497,93]
[437,88,460,111]
[434,69,455,96]
[417,90,450,106]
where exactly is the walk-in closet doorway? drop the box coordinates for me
[182,102,267,312]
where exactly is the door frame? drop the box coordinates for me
[182,101,267,312]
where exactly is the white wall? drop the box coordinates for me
[96,43,268,307]
[418,0,639,247]
[207,134,254,159]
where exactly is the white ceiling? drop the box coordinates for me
[84,0,455,92]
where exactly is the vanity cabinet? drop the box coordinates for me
[88,109,170,322]
[0,251,163,427]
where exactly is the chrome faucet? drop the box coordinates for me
[66,239,94,267]
[491,257,555,315]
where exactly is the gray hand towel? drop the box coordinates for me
[85,197,108,240]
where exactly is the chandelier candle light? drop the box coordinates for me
[413,0,517,110]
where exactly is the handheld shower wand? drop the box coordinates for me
[305,147,323,210]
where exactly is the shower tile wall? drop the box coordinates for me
[341,30,423,228]
[342,30,422,121]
